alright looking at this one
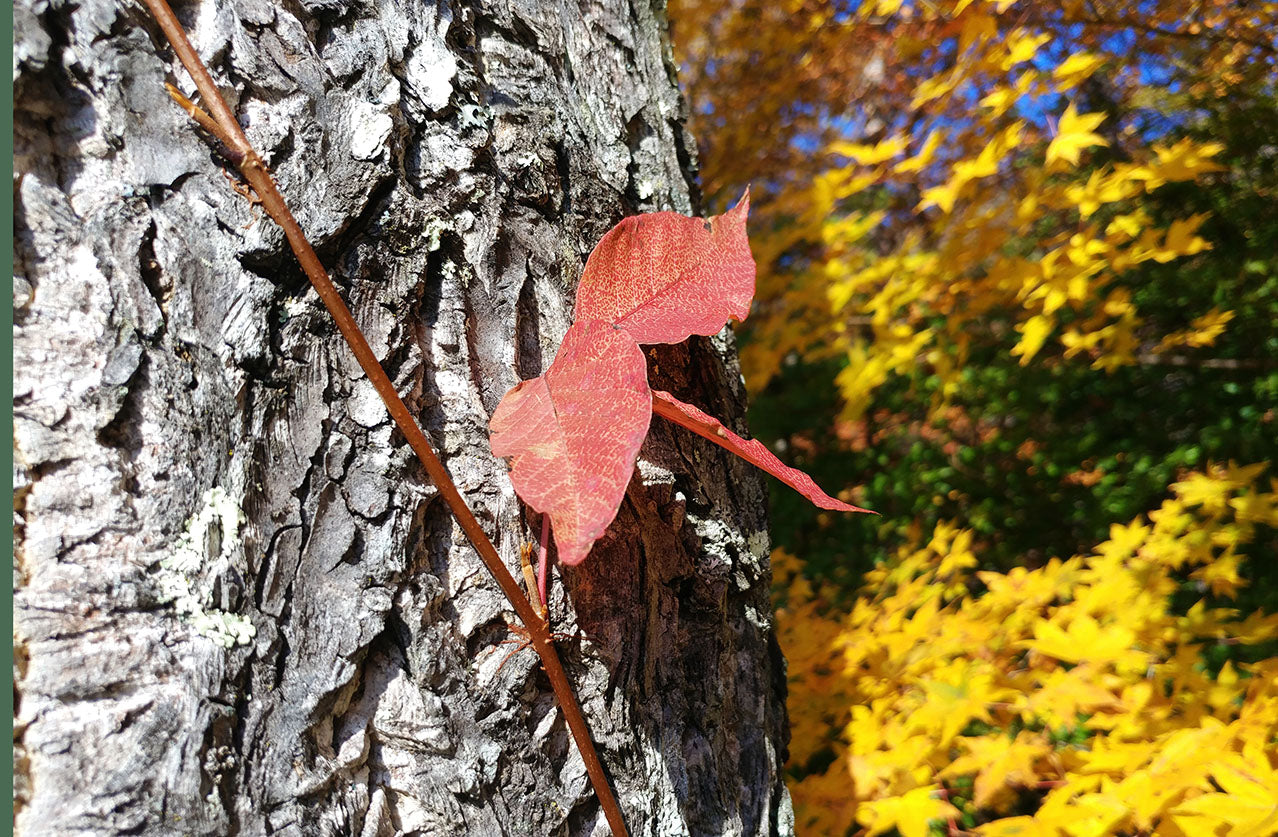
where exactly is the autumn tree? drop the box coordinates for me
[670,0,1278,833]
[671,0,1278,565]
[774,465,1278,835]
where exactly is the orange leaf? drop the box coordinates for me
[653,390,872,513]
[573,191,755,344]
[490,321,652,565]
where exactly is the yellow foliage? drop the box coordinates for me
[830,136,910,166]
[1053,52,1106,90]
[856,786,960,837]
[669,7,1278,831]
[1011,315,1053,365]
[672,0,1263,422]
[776,464,1278,835]
[1046,104,1110,168]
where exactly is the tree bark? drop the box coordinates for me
[13,0,793,834]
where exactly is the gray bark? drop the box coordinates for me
[12,0,793,834]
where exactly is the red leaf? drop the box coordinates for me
[573,190,755,344]
[652,390,874,514]
[489,321,652,565]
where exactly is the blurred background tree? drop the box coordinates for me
[669,0,1278,833]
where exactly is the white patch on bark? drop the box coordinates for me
[747,530,771,560]
[348,377,391,428]
[349,101,394,161]
[157,487,256,648]
[402,5,457,114]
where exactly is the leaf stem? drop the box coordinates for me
[537,513,552,610]
[138,1,628,832]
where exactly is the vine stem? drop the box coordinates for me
[136,1,628,833]
[538,513,551,609]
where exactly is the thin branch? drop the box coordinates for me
[1076,14,1277,56]
[537,513,551,611]
[164,84,239,158]
[1018,10,1278,57]
[1134,353,1275,371]
[137,1,628,833]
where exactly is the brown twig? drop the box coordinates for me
[1014,10,1278,57]
[1134,353,1275,371]
[138,1,628,833]
[164,83,239,155]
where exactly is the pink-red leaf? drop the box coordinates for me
[573,191,755,344]
[652,390,873,514]
[489,321,652,565]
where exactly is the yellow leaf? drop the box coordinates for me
[1170,756,1278,836]
[1054,51,1105,89]
[980,70,1037,118]
[1058,790,1129,837]
[1154,214,1212,262]
[1184,308,1235,348]
[1230,490,1278,526]
[919,180,963,214]
[1141,137,1227,187]
[977,816,1055,836]
[1191,551,1247,598]
[912,70,962,108]
[942,732,1051,809]
[1022,613,1143,667]
[895,129,945,174]
[1011,314,1053,364]
[855,786,959,837]
[1174,471,1233,512]
[829,135,909,166]
[959,10,998,54]
[1022,666,1121,724]
[821,210,886,247]
[1105,211,1148,239]
[1046,104,1109,167]
[921,122,1022,212]
[1001,30,1051,69]
[1066,170,1140,219]
[1231,609,1278,644]
[914,659,1002,745]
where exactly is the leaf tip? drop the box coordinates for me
[556,545,592,567]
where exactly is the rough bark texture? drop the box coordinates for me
[12,0,793,834]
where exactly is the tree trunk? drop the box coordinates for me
[12,0,793,834]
